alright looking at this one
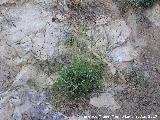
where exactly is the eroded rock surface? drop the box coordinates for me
[90,92,120,111]
[0,64,68,120]
[1,0,160,119]
[0,0,68,119]
[146,4,160,27]
[0,1,67,65]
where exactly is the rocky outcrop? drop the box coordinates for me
[1,0,160,119]
[0,0,68,119]
[0,64,68,120]
[0,0,67,66]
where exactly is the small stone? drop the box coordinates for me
[43,104,52,114]
[56,14,65,21]
[110,45,138,63]
[9,96,22,106]
[96,16,111,26]
[90,93,120,111]
[13,65,37,85]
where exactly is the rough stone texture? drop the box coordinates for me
[87,18,131,47]
[13,65,51,89]
[0,1,67,65]
[90,92,120,111]
[146,4,160,27]
[0,0,16,5]
[0,0,68,119]
[106,19,131,46]
[0,58,18,94]
[87,15,135,68]
[0,0,160,119]
[0,65,68,120]
[109,44,138,63]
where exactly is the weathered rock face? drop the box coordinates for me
[1,0,160,119]
[0,58,19,94]
[0,0,67,66]
[0,0,16,5]
[0,64,68,120]
[86,10,137,69]
[106,19,131,46]
[90,92,120,111]
[146,4,160,27]
[109,44,138,63]
[0,0,68,119]
[0,0,141,118]
[86,1,160,70]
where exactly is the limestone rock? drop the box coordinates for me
[0,0,16,5]
[13,65,52,89]
[87,19,131,53]
[106,19,131,46]
[0,80,68,120]
[146,4,160,27]
[109,44,138,63]
[0,1,67,65]
[90,93,120,111]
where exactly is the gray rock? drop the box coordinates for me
[109,45,138,63]
[9,95,22,107]
[0,1,67,66]
[90,92,120,111]
[0,0,16,5]
[105,19,131,46]
[146,4,160,27]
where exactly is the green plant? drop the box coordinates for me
[119,0,131,14]
[52,57,103,100]
[67,1,90,15]
[131,0,157,8]
[119,0,158,14]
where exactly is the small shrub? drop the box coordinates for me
[52,57,103,100]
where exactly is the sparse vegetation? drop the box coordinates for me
[67,0,90,14]
[52,56,103,100]
[119,0,158,14]
[131,0,157,8]
[36,54,71,75]
[122,66,149,88]
[47,20,110,101]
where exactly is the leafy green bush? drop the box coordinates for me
[52,57,103,100]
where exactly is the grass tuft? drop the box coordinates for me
[52,57,103,100]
